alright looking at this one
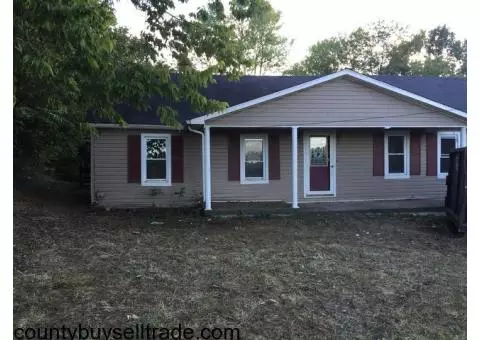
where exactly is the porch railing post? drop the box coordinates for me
[292,126,299,209]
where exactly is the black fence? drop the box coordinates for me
[445,147,467,232]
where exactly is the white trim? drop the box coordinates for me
[291,127,299,208]
[384,131,410,179]
[303,131,337,197]
[92,123,181,130]
[460,127,467,147]
[204,126,212,210]
[140,133,172,186]
[437,130,461,179]
[240,134,269,184]
[188,69,467,124]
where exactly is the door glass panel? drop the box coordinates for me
[310,137,329,166]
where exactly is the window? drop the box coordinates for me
[141,134,171,186]
[438,131,460,178]
[240,135,268,184]
[384,132,410,179]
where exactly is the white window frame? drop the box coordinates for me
[141,133,171,186]
[437,131,461,179]
[240,134,269,184]
[384,131,410,179]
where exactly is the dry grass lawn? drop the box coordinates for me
[14,191,466,339]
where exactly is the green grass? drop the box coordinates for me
[14,192,466,339]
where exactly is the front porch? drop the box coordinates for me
[208,198,443,217]
[204,126,338,210]
[201,126,466,211]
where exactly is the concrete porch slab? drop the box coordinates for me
[209,199,443,217]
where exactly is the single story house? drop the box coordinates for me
[88,69,467,210]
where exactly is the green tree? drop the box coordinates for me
[409,25,467,76]
[189,0,292,75]
[284,37,345,75]
[285,21,410,75]
[232,0,292,74]
[13,0,259,172]
[284,21,466,77]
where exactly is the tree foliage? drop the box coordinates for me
[13,0,261,172]
[284,21,466,77]
[231,0,292,74]
[188,0,291,75]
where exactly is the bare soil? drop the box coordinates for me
[13,190,466,339]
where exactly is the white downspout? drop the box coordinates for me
[187,125,205,203]
[204,126,212,210]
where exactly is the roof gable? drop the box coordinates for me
[88,70,467,126]
[208,76,465,128]
[190,70,466,124]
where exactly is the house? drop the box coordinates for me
[88,69,467,210]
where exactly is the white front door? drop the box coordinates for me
[303,132,336,196]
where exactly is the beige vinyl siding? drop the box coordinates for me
[92,129,202,208]
[209,77,465,127]
[93,127,452,207]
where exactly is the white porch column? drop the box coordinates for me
[291,126,299,209]
[202,133,206,203]
[460,127,467,147]
[205,126,212,210]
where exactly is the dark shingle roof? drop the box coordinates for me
[88,74,467,125]
[372,75,467,112]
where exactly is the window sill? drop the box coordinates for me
[384,174,410,180]
[141,180,171,187]
[240,179,269,185]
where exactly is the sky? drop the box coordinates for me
[114,0,469,68]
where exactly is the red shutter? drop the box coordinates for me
[410,132,421,176]
[426,133,437,176]
[127,135,141,183]
[228,134,240,181]
[171,135,184,183]
[372,132,384,176]
[268,134,281,180]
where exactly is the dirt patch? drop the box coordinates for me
[14,192,466,339]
